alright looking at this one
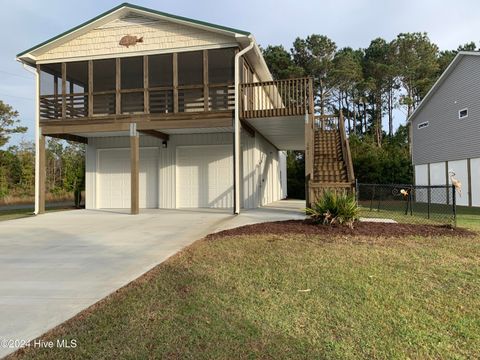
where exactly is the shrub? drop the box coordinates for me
[306,190,359,228]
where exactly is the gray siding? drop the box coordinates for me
[412,55,480,165]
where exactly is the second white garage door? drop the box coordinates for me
[176,145,233,208]
[97,148,158,209]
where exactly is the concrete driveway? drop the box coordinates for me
[0,200,304,357]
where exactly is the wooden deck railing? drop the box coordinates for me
[40,83,236,121]
[240,77,313,118]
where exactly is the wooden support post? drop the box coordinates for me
[144,55,149,114]
[173,52,178,113]
[38,133,46,214]
[88,60,93,117]
[203,50,209,111]
[61,63,67,119]
[130,123,139,215]
[305,78,314,207]
[116,58,121,115]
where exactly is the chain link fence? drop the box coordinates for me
[356,183,457,226]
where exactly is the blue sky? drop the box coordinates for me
[1,0,479,145]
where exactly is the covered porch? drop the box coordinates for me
[37,76,313,215]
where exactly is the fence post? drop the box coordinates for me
[452,184,457,227]
[370,185,375,211]
[355,179,359,204]
[427,186,431,219]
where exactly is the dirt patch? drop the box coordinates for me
[207,220,476,239]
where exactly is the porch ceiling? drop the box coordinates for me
[246,115,305,151]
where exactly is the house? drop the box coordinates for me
[17,3,354,215]
[409,51,480,207]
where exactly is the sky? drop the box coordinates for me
[1,0,479,145]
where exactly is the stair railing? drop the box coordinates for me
[338,111,355,184]
[314,115,339,131]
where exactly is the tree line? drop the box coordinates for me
[0,32,476,202]
[0,100,84,205]
[262,33,477,196]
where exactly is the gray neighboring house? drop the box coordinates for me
[409,51,480,207]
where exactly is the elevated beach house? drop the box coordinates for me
[17,3,354,214]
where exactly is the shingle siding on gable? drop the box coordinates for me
[37,14,236,62]
[412,55,480,165]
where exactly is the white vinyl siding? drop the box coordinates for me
[430,162,446,185]
[471,158,480,206]
[430,161,447,204]
[414,165,428,185]
[85,130,286,210]
[414,164,429,203]
[448,159,469,206]
[176,145,233,208]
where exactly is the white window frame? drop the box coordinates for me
[418,121,429,129]
[459,108,468,119]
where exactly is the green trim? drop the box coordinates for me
[17,2,250,58]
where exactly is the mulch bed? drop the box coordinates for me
[207,220,476,239]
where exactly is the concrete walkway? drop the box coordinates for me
[0,200,304,358]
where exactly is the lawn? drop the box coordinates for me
[10,226,480,359]
[0,209,34,222]
[0,205,79,222]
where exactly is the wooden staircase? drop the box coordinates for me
[306,112,355,206]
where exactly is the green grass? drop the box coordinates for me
[0,209,35,221]
[0,206,78,222]
[11,231,480,359]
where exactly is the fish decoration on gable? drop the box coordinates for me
[119,35,144,48]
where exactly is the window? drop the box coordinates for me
[149,54,173,113]
[121,56,144,114]
[178,51,203,85]
[93,59,115,92]
[40,63,62,96]
[208,48,235,111]
[93,59,116,115]
[121,56,143,89]
[65,61,88,118]
[177,51,204,111]
[418,121,429,129]
[149,54,173,87]
[459,108,468,119]
[39,63,62,120]
[208,48,235,84]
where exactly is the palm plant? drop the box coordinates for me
[306,190,359,228]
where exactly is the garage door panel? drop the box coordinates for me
[472,158,480,207]
[177,146,232,208]
[98,148,158,209]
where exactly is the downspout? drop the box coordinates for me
[23,63,40,214]
[234,37,255,215]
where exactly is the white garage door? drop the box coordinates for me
[177,145,233,208]
[97,148,158,209]
[472,158,480,207]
